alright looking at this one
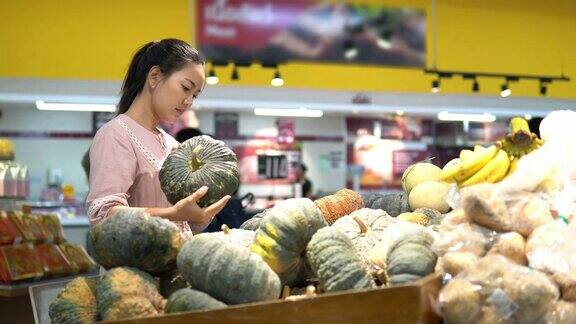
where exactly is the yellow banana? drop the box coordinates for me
[441,145,499,183]
[473,145,486,152]
[460,149,510,187]
[507,156,518,176]
[459,149,474,161]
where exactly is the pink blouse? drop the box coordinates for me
[86,114,202,238]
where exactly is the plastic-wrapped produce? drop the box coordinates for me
[438,255,559,324]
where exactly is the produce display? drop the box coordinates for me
[159,135,240,207]
[0,210,95,284]
[48,277,99,324]
[46,111,576,323]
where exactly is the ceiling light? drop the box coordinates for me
[271,70,284,87]
[437,111,496,122]
[35,100,116,112]
[231,65,239,81]
[396,110,404,116]
[377,30,393,49]
[343,39,358,60]
[206,68,219,85]
[539,81,548,96]
[254,107,323,118]
[500,84,511,97]
[472,80,480,92]
[524,114,532,120]
[431,79,440,93]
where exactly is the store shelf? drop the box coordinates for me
[0,270,98,297]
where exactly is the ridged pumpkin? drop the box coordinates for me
[159,135,240,207]
[90,207,182,275]
[385,232,437,286]
[96,267,165,321]
[306,227,376,292]
[331,208,397,277]
[239,209,270,231]
[315,188,364,224]
[177,233,281,304]
[369,222,437,283]
[165,288,227,313]
[251,198,328,286]
[49,277,99,324]
[362,192,411,217]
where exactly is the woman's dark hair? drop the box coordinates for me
[117,39,205,115]
[175,127,203,143]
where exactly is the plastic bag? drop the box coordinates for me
[438,255,559,324]
[545,300,576,324]
[460,183,553,236]
[498,111,576,215]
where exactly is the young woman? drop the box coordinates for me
[86,39,230,238]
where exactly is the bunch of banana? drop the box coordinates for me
[496,117,544,158]
[440,144,512,187]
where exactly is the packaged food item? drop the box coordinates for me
[7,211,36,242]
[438,255,559,324]
[39,213,66,243]
[58,243,97,273]
[0,243,44,283]
[0,251,11,283]
[22,213,53,243]
[0,211,23,244]
[35,244,72,277]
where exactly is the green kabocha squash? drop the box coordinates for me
[368,221,438,283]
[96,267,165,321]
[315,188,364,224]
[90,207,182,275]
[385,231,437,286]
[362,192,410,217]
[306,227,376,292]
[331,208,398,279]
[177,233,281,305]
[165,288,227,313]
[160,135,240,207]
[251,198,328,286]
[49,277,99,324]
[239,209,270,231]
[159,270,190,299]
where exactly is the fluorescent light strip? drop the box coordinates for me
[36,100,116,112]
[254,107,323,118]
[437,111,496,122]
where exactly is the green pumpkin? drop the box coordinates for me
[90,207,182,275]
[160,135,240,207]
[159,271,190,299]
[239,209,270,231]
[96,267,165,321]
[177,233,281,305]
[362,192,410,217]
[306,227,376,292]
[251,198,328,286]
[49,277,99,324]
[386,232,437,286]
[165,288,227,313]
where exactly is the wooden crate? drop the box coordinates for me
[114,273,441,324]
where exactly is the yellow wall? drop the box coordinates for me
[1,0,575,99]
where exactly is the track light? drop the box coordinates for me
[431,79,440,93]
[540,80,548,96]
[377,30,393,49]
[231,65,239,81]
[343,39,358,60]
[500,83,511,97]
[271,69,284,87]
[472,79,480,92]
[206,68,219,85]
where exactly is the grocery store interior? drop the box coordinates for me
[1,0,576,323]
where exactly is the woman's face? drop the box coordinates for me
[151,62,205,124]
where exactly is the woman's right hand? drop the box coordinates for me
[170,186,231,225]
